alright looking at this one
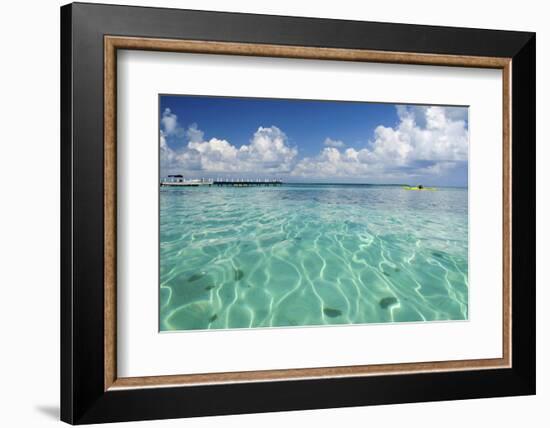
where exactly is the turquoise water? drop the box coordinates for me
[160,184,468,331]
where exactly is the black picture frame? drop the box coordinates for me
[61,2,535,424]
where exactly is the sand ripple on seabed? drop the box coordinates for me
[159,185,469,331]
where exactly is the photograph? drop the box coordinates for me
[159,95,469,331]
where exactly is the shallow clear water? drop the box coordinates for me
[159,184,468,331]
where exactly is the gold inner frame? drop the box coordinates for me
[104,35,512,391]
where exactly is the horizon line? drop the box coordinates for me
[160,178,467,188]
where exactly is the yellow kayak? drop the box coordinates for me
[403,186,436,191]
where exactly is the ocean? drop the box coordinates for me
[159,184,468,331]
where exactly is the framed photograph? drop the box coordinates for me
[61,2,536,424]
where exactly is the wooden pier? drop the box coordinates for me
[213,179,282,187]
[161,176,283,187]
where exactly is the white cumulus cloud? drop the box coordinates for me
[292,105,468,180]
[160,109,297,175]
[292,147,382,178]
[185,123,204,143]
[324,138,345,148]
[240,126,298,171]
[160,108,178,136]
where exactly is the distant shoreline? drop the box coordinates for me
[160,181,468,189]
[282,182,467,188]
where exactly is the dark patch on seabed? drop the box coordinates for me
[323,307,343,318]
[383,267,401,277]
[209,314,218,323]
[234,268,245,281]
[379,296,398,309]
[188,272,206,282]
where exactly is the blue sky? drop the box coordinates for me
[160,95,469,186]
